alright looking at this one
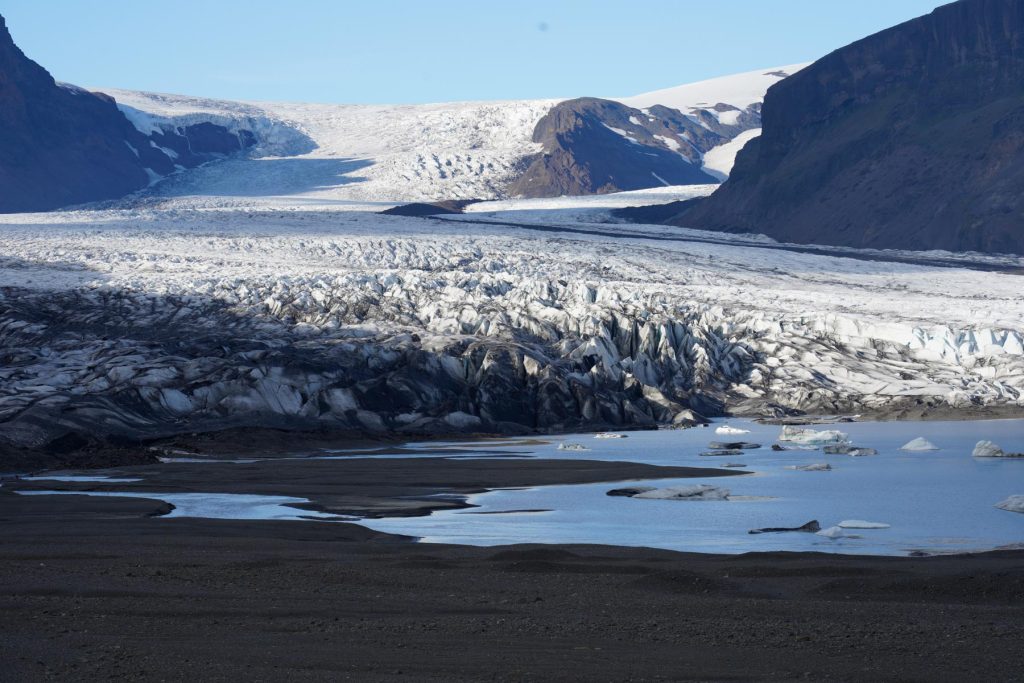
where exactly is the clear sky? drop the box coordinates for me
[4,0,950,104]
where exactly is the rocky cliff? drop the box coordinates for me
[0,15,257,213]
[676,0,1024,255]
[509,97,758,197]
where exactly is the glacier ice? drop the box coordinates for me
[715,425,750,435]
[778,427,850,446]
[995,495,1024,513]
[631,485,730,501]
[0,204,1021,448]
[899,437,939,451]
[837,520,891,529]
[972,440,1024,458]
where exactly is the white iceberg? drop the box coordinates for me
[838,520,891,529]
[594,432,627,439]
[972,440,1024,458]
[557,442,589,451]
[715,424,750,435]
[778,426,850,446]
[784,463,832,471]
[995,495,1024,513]
[900,437,939,451]
[632,485,730,501]
[816,525,863,539]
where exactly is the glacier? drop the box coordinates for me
[88,64,802,210]
[0,196,1021,450]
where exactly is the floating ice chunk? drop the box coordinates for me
[823,445,877,456]
[900,437,939,451]
[700,449,744,456]
[594,432,627,439]
[715,425,750,435]
[631,485,730,501]
[557,442,589,451]
[995,495,1024,513]
[973,440,1002,457]
[815,525,858,539]
[784,463,831,471]
[838,520,891,529]
[778,426,850,446]
[972,440,1024,458]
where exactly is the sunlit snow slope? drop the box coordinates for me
[617,63,808,112]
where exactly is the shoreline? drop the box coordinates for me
[3,421,1022,679]
[7,406,1022,475]
[1,490,1022,680]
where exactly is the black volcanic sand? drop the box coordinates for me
[3,457,740,518]
[1,456,1022,680]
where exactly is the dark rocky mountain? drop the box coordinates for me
[509,97,758,197]
[0,15,255,213]
[673,0,1024,255]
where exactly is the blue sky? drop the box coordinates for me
[5,0,949,103]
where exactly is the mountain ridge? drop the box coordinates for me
[674,0,1024,255]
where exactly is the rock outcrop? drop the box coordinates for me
[508,97,758,197]
[675,0,1024,254]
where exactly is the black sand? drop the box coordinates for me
[1,455,1022,681]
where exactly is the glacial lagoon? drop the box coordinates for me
[16,418,1023,557]
[359,418,1024,556]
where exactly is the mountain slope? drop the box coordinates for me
[0,16,153,212]
[617,63,807,112]
[0,9,796,212]
[676,0,1024,255]
[0,14,261,213]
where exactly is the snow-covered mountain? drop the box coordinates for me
[95,65,804,209]
[0,5,800,213]
[617,64,808,112]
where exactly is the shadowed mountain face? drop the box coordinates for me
[0,16,154,212]
[509,98,758,197]
[0,15,255,213]
[676,0,1024,255]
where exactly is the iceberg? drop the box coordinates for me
[995,495,1024,513]
[900,437,939,451]
[837,520,891,529]
[778,426,850,446]
[715,425,750,435]
[816,525,858,539]
[784,463,831,471]
[631,485,730,501]
[557,442,589,451]
[972,440,1024,458]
